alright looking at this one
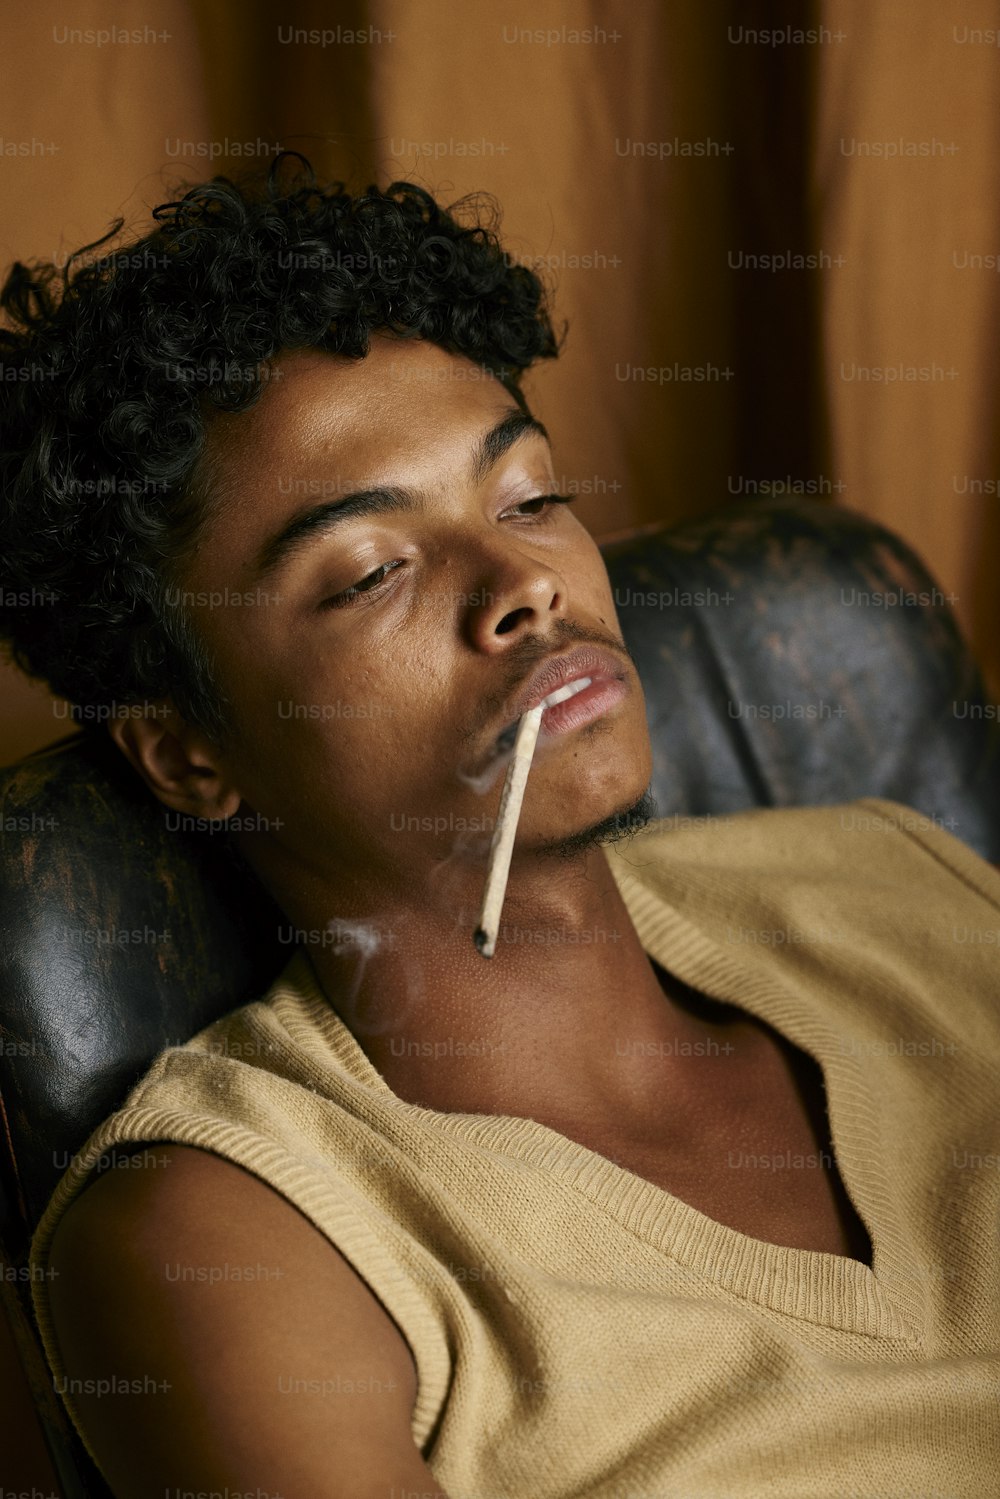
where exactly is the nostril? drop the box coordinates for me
[495,608,532,635]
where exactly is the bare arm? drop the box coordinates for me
[47,1143,452,1499]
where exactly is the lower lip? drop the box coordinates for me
[537,675,628,736]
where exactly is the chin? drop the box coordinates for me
[532,784,659,862]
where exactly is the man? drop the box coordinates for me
[3,164,998,1497]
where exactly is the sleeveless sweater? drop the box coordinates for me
[29,799,1000,1497]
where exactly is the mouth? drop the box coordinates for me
[494,644,630,752]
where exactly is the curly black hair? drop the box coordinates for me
[0,155,559,741]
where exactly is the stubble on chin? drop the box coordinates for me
[532,786,659,862]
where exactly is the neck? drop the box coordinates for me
[259,836,737,1128]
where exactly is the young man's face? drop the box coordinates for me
[175,334,653,900]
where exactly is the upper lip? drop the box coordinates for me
[501,644,629,731]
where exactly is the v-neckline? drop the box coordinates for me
[644,954,876,1270]
[285,922,923,1342]
[279,844,928,1340]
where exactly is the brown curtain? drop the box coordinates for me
[2,0,998,771]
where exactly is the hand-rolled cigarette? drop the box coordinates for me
[474,677,592,958]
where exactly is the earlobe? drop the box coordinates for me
[107,702,243,819]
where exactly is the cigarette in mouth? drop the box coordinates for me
[473,677,592,958]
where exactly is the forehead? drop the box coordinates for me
[200,334,526,524]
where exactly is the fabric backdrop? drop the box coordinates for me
[2,0,998,768]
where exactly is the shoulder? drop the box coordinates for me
[47,1144,426,1496]
[51,1139,324,1262]
[609,799,1000,898]
[49,1142,415,1373]
[848,798,1000,909]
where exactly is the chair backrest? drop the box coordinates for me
[2,495,998,1498]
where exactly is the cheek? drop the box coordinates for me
[227,612,436,765]
[578,550,620,628]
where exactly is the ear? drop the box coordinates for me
[107,700,243,819]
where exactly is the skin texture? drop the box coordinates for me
[48,334,871,1495]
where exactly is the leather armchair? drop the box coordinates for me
[2,495,998,1498]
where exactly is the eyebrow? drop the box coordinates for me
[251,407,550,583]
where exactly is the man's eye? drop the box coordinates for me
[318,495,576,610]
[322,560,404,609]
[507,492,577,518]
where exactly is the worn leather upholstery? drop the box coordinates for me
[1,496,998,1497]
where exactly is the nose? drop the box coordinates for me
[464,555,567,653]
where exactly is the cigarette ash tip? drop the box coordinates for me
[474,926,495,959]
